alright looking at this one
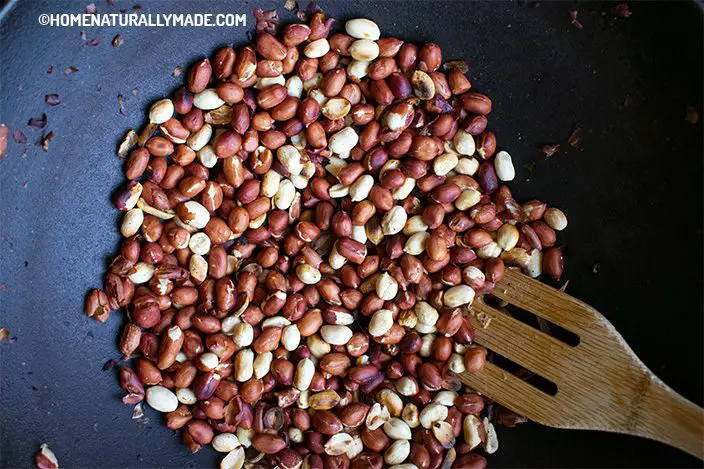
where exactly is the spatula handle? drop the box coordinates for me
[631,374,703,460]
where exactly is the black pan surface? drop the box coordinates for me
[0,1,702,467]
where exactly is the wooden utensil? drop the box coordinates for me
[457,269,704,459]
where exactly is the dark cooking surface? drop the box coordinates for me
[0,1,702,467]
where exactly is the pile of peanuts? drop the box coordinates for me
[85,9,569,469]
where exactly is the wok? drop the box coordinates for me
[0,0,701,467]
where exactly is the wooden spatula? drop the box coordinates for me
[457,269,704,459]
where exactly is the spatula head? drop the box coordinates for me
[457,268,652,431]
[456,269,704,460]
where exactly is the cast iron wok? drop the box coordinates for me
[0,1,701,467]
